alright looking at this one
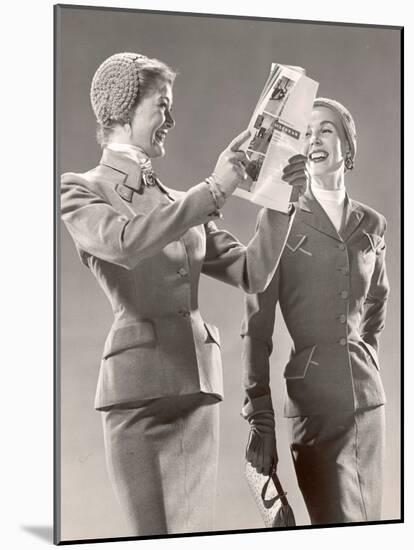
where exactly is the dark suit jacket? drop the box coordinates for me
[61,148,294,409]
[241,189,390,418]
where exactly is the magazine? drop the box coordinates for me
[235,64,319,212]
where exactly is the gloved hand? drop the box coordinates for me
[281,154,309,202]
[245,410,278,476]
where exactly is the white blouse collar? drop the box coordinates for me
[106,143,149,166]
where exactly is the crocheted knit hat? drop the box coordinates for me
[90,52,145,126]
[313,97,357,163]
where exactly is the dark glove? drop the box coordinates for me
[245,410,278,476]
[282,154,309,202]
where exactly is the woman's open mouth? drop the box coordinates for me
[309,150,328,163]
[155,130,167,144]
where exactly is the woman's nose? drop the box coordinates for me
[310,132,322,146]
[165,110,175,129]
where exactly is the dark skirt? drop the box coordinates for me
[101,392,220,536]
[288,405,385,525]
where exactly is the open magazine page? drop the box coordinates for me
[235,64,319,212]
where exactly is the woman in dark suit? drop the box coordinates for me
[242,97,390,525]
[61,52,306,536]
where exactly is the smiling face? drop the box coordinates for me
[304,106,349,179]
[129,80,175,158]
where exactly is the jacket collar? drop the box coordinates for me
[297,187,365,242]
[98,147,175,200]
[100,147,143,191]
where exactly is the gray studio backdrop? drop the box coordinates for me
[57,6,401,541]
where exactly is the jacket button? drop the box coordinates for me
[178,308,191,318]
[340,290,349,299]
[339,337,347,346]
[339,314,347,323]
[178,267,188,277]
[338,243,346,250]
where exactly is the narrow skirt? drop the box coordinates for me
[101,392,220,536]
[288,405,385,525]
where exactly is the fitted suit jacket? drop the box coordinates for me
[61,148,294,410]
[242,189,390,418]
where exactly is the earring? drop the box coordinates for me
[345,151,354,171]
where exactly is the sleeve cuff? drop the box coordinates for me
[241,394,274,419]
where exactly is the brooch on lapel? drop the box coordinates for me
[141,167,157,187]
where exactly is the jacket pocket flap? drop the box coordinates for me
[286,234,307,253]
[283,345,317,379]
[103,321,156,359]
[204,322,221,347]
[365,232,384,252]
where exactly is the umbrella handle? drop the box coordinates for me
[270,464,290,507]
[261,475,286,509]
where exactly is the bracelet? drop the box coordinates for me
[205,176,220,210]
[205,174,226,210]
[209,173,227,201]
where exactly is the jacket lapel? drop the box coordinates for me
[340,198,365,241]
[296,190,341,241]
[297,190,365,242]
[154,177,176,202]
[99,148,176,205]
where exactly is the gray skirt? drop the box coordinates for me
[288,405,385,525]
[101,392,220,536]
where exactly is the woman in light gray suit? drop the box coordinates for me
[61,52,307,536]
